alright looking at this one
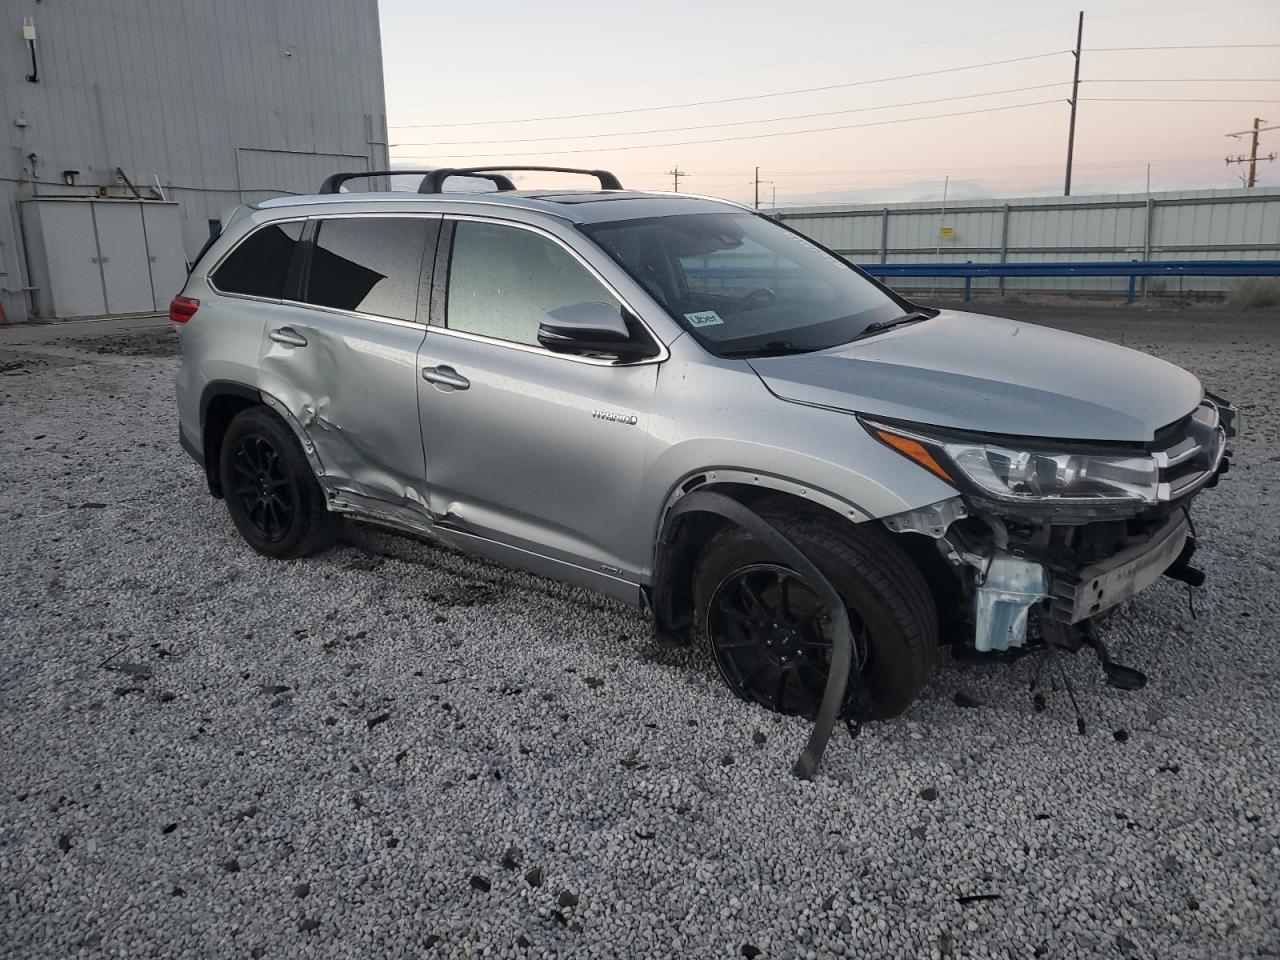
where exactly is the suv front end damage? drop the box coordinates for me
[874,394,1238,654]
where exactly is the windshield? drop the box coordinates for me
[581,211,907,356]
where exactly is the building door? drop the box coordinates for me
[93,203,155,314]
[35,201,106,317]
[141,203,189,308]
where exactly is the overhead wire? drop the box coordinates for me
[385,11,1280,112]
[390,99,1063,159]
[391,80,1280,150]
[391,83,1071,147]
[1087,42,1280,51]
[387,51,1069,129]
[389,18,1079,110]
[1085,97,1280,103]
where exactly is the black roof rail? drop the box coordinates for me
[318,170,427,194]
[417,166,623,194]
[318,168,516,194]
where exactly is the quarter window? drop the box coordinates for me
[303,217,432,322]
[446,220,623,347]
[210,222,303,299]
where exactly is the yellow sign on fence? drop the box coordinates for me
[938,226,955,240]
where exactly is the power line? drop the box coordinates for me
[387,18,1077,111]
[391,83,1070,147]
[1088,77,1280,82]
[391,80,1277,150]
[390,99,1062,160]
[383,6,1280,113]
[1087,97,1280,103]
[1088,43,1280,51]
[1089,1,1280,19]
[387,51,1068,129]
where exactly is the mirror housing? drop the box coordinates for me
[537,302,657,361]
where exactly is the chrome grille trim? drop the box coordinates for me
[1153,400,1225,502]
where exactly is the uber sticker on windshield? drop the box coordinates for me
[684,311,725,328]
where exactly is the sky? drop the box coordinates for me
[377,0,1280,206]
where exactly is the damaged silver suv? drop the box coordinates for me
[173,165,1237,736]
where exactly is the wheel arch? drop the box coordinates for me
[648,469,872,646]
[199,382,325,499]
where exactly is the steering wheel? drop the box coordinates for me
[730,287,777,313]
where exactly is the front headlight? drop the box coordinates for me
[865,419,1160,507]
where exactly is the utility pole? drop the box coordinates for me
[1225,118,1278,187]
[749,173,776,209]
[667,166,686,192]
[1063,10,1084,197]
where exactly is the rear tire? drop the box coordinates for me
[693,506,938,720]
[219,407,337,560]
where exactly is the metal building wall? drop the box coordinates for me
[776,188,1280,297]
[1,0,390,323]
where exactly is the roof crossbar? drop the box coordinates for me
[317,170,446,194]
[417,166,623,194]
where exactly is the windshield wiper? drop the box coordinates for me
[719,339,819,358]
[853,310,934,340]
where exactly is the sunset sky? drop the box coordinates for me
[378,0,1280,205]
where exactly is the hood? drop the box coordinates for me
[748,310,1202,442]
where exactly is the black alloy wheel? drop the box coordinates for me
[706,562,869,719]
[228,433,297,542]
[218,406,338,560]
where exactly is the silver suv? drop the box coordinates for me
[173,165,1236,734]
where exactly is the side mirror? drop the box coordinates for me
[537,301,656,360]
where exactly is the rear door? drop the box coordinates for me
[415,216,660,591]
[256,214,439,516]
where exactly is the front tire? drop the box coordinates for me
[693,507,938,720]
[219,407,337,560]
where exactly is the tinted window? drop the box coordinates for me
[210,222,303,299]
[304,218,431,321]
[447,221,622,346]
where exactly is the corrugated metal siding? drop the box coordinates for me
[1,0,388,322]
[779,188,1280,297]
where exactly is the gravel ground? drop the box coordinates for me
[1,305,1277,959]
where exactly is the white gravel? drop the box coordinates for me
[1,308,1277,959]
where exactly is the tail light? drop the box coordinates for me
[169,295,199,323]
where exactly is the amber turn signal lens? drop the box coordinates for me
[874,430,954,483]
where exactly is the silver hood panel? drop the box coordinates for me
[748,310,1203,442]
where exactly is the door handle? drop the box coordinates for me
[422,365,470,390]
[269,327,308,348]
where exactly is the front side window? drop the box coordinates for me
[210,221,303,299]
[303,217,432,321]
[582,212,905,356]
[446,220,624,347]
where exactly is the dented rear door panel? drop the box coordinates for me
[254,214,439,516]
[257,307,430,512]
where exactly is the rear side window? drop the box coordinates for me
[303,217,431,322]
[210,222,303,299]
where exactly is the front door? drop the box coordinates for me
[416,217,660,589]
[256,214,439,515]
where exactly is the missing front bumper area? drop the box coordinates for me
[1048,512,1190,624]
[884,497,1200,653]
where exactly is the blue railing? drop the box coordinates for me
[861,259,1280,304]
